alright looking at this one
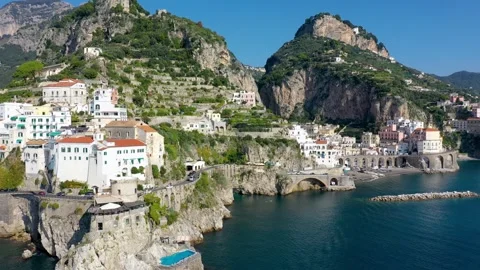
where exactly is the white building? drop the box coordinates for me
[23,139,47,176]
[91,88,127,128]
[232,91,256,107]
[313,141,340,168]
[84,47,103,58]
[182,118,214,134]
[353,27,360,35]
[53,136,148,191]
[0,103,33,120]
[361,132,380,148]
[205,110,221,122]
[42,79,88,110]
[0,104,71,152]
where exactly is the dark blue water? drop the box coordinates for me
[0,239,57,270]
[2,161,480,270]
[197,161,480,270]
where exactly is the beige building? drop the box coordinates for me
[361,132,380,148]
[105,120,165,168]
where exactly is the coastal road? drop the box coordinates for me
[1,191,93,201]
[149,165,221,193]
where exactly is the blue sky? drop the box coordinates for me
[2,0,479,75]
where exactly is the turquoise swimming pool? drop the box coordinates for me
[160,250,196,266]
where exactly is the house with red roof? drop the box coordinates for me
[53,136,148,192]
[42,79,88,111]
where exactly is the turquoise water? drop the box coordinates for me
[197,161,480,270]
[160,249,195,266]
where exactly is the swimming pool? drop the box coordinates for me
[160,250,196,266]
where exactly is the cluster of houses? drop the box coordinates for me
[438,93,480,135]
[288,118,443,168]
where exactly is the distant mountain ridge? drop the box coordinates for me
[436,71,480,92]
[0,0,72,38]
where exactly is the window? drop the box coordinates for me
[75,91,78,96]
[136,216,140,223]
[67,147,71,153]
[74,147,79,153]
[104,152,107,156]
[98,222,103,231]
[109,131,112,137]
[95,104,100,110]
[79,157,81,161]
[126,132,129,137]
[70,157,72,160]
[64,157,66,160]
[125,218,130,225]
[18,132,23,138]
[131,150,135,154]
[83,148,88,153]
[104,161,107,165]
[118,189,121,195]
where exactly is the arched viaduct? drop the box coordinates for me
[338,151,459,171]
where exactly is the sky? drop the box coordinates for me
[2,0,479,75]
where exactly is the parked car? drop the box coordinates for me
[56,191,66,196]
[85,191,94,196]
[38,191,46,196]
[188,175,195,181]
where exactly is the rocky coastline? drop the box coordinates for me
[370,191,479,202]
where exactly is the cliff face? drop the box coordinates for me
[296,14,389,58]
[38,200,90,258]
[0,194,38,241]
[261,68,422,123]
[6,1,133,55]
[0,0,72,38]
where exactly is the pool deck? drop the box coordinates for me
[158,252,203,270]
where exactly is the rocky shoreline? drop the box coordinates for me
[370,191,479,202]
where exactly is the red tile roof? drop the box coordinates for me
[45,79,84,88]
[316,140,328,145]
[58,137,94,144]
[467,117,480,121]
[137,124,157,133]
[106,139,146,148]
[424,128,439,132]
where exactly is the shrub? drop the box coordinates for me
[137,184,144,191]
[60,180,86,190]
[152,165,160,179]
[74,207,83,215]
[160,166,167,177]
[139,166,145,173]
[40,201,48,209]
[41,177,48,186]
[49,203,60,210]
[34,178,40,186]
[131,167,139,174]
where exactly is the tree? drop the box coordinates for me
[13,61,44,82]
[131,167,139,174]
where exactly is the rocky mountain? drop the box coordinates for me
[259,13,452,127]
[0,0,72,38]
[1,0,258,99]
[295,13,389,58]
[436,71,480,92]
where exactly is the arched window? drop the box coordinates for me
[18,132,23,138]
[95,104,100,110]
[33,154,38,159]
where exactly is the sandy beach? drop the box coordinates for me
[457,154,479,161]
[348,167,423,183]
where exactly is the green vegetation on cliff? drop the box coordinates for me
[0,148,25,189]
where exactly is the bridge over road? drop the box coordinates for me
[286,168,355,194]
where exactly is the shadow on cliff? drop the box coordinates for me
[66,213,91,250]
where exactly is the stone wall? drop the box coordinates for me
[89,206,148,233]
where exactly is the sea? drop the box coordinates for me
[2,161,480,270]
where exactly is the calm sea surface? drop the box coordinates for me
[197,161,480,270]
[2,161,480,270]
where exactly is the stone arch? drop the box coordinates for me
[378,157,385,168]
[353,158,359,167]
[445,154,454,168]
[330,178,339,186]
[345,158,351,167]
[293,178,327,192]
[421,157,430,169]
[361,158,367,168]
[386,158,393,168]
[370,158,376,168]
[437,156,444,169]
[338,158,345,166]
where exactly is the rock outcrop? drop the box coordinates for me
[295,14,389,57]
[0,0,72,38]
[38,200,90,258]
[371,191,479,202]
[0,194,38,241]
[260,67,422,123]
